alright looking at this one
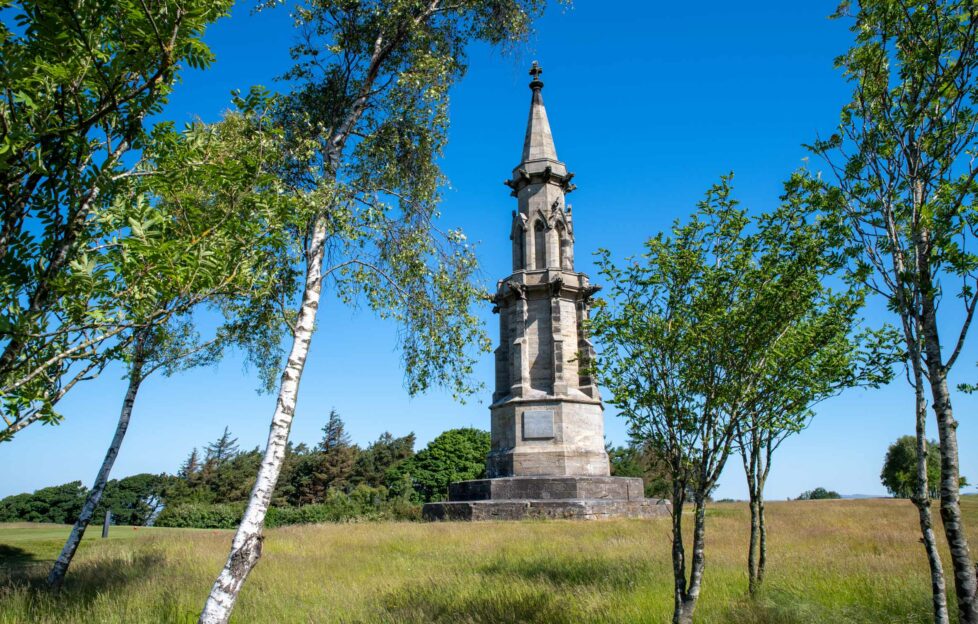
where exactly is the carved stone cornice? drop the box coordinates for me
[504,166,576,196]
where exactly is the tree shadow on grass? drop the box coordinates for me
[0,544,41,567]
[719,596,810,624]
[0,550,165,610]
[479,555,651,591]
[0,543,51,584]
[383,581,578,624]
[717,591,930,624]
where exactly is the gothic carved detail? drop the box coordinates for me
[506,280,526,300]
[549,276,564,299]
[583,284,602,304]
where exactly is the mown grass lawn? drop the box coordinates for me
[1,497,976,623]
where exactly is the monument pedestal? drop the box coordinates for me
[422,476,671,521]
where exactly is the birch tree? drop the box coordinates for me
[0,0,232,437]
[198,1,556,621]
[46,96,294,589]
[734,180,896,597]
[590,177,888,624]
[591,180,756,624]
[810,2,978,620]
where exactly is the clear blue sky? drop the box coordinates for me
[3,1,976,501]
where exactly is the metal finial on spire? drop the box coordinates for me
[520,60,556,163]
[529,61,543,89]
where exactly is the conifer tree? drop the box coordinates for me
[206,427,241,465]
[179,449,202,479]
[319,409,351,452]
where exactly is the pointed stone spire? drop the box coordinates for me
[506,61,573,196]
[521,61,559,164]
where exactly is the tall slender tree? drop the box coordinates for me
[319,409,351,452]
[810,2,978,620]
[735,180,895,596]
[179,448,203,479]
[198,2,556,621]
[590,178,890,624]
[46,96,294,590]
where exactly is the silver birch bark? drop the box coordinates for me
[674,495,708,624]
[741,426,771,598]
[910,353,950,624]
[198,213,328,624]
[46,331,148,590]
[197,21,418,622]
[916,234,978,624]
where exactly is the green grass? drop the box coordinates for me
[1,497,976,623]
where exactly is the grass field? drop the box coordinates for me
[1,497,976,623]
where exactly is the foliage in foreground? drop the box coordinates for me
[589,176,892,622]
[810,1,978,620]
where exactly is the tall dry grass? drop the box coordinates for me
[0,497,975,623]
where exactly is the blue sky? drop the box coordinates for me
[2,1,976,501]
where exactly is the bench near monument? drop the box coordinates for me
[423,63,670,521]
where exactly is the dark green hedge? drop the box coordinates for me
[154,486,420,528]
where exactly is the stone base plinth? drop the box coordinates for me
[422,476,671,522]
[487,399,610,478]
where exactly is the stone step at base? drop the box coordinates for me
[422,498,671,522]
[448,476,645,502]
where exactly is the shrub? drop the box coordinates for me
[155,502,245,528]
[797,487,841,500]
[155,486,422,529]
[387,428,489,503]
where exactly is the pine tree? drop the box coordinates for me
[179,448,202,478]
[351,432,415,488]
[319,409,351,452]
[205,427,240,465]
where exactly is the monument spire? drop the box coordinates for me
[521,61,559,164]
[421,62,670,521]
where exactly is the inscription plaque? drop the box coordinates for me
[522,410,555,440]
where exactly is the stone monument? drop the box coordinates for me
[423,63,670,521]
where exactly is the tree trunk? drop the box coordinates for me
[676,599,696,624]
[198,214,329,624]
[741,424,767,597]
[920,293,978,624]
[747,496,760,596]
[46,332,148,590]
[671,477,689,624]
[757,493,767,589]
[911,356,950,624]
[674,495,708,624]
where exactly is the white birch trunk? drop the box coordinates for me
[47,333,147,589]
[198,215,328,624]
[918,263,978,624]
[911,357,950,624]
